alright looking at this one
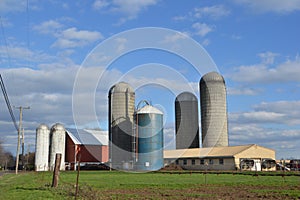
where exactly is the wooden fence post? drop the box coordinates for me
[52,153,62,187]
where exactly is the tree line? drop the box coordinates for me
[0,140,35,170]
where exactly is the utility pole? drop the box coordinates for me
[14,106,30,174]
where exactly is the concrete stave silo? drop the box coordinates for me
[135,103,164,171]
[108,82,135,170]
[200,71,228,147]
[49,123,66,171]
[35,124,50,171]
[175,92,199,149]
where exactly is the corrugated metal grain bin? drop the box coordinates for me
[135,104,163,171]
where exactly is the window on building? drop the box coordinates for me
[192,159,195,165]
[219,158,224,165]
[200,159,205,165]
[175,160,179,165]
[183,159,187,165]
[209,159,213,165]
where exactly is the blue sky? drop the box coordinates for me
[0,0,300,159]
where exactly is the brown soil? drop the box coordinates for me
[90,184,300,200]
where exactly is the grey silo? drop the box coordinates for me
[35,124,50,171]
[200,72,228,147]
[108,82,135,170]
[175,92,199,149]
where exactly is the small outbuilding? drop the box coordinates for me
[164,144,276,171]
[65,129,108,170]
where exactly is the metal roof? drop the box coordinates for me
[66,128,108,146]
[137,105,163,115]
[164,144,273,159]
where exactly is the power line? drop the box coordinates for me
[26,0,30,68]
[0,74,18,131]
[0,16,12,68]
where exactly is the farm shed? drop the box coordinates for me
[164,144,276,171]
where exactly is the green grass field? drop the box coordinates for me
[0,171,299,199]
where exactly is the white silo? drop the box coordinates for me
[200,72,228,147]
[35,124,50,171]
[49,123,66,171]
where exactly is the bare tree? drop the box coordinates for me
[0,140,5,169]
[0,140,15,170]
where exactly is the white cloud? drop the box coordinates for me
[0,45,33,60]
[244,111,285,122]
[93,0,158,24]
[258,51,278,65]
[33,20,63,35]
[254,101,300,125]
[93,0,109,10]
[192,22,214,37]
[42,93,59,102]
[52,27,103,48]
[230,111,286,124]
[229,105,300,159]
[255,101,300,113]
[194,5,230,19]
[234,0,300,14]
[112,0,158,17]
[0,45,55,67]
[60,27,102,42]
[163,125,175,150]
[202,38,210,46]
[229,100,300,126]
[34,20,103,49]
[114,37,127,53]
[227,87,262,96]
[172,16,187,21]
[162,32,189,43]
[0,0,27,13]
[173,4,230,22]
[228,55,300,83]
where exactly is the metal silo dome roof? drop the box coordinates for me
[175,92,198,102]
[109,82,134,93]
[200,71,225,83]
[137,105,163,115]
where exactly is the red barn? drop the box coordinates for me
[65,129,108,170]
